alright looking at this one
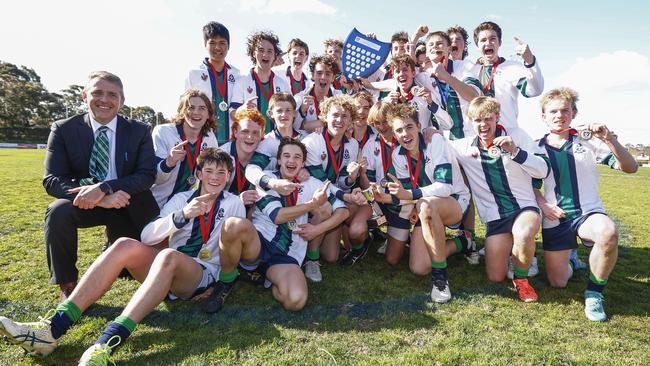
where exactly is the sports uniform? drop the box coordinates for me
[535,132,617,250]
[464,57,544,128]
[389,133,471,240]
[230,69,291,133]
[449,125,549,236]
[273,66,312,96]
[185,59,240,144]
[253,173,346,266]
[383,81,452,131]
[219,141,255,195]
[151,124,219,208]
[302,129,359,201]
[141,189,246,293]
[293,86,341,131]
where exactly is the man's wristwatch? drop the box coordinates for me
[99,182,112,195]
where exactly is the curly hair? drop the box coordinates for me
[319,95,359,123]
[446,25,469,59]
[231,109,266,140]
[309,54,341,76]
[390,54,416,73]
[386,103,419,128]
[173,89,217,136]
[246,30,282,65]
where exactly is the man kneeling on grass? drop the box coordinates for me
[0,148,245,365]
[203,138,349,313]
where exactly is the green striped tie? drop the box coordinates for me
[81,126,110,185]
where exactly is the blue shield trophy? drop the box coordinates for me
[342,28,391,80]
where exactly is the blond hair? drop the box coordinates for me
[467,96,500,120]
[319,95,358,123]
[540,87,579,114]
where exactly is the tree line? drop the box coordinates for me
[0,61,169,128]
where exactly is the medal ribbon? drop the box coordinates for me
[406,150,422,189]
[286,177,298,207]
[481,58,500,95]
[199,199,217,245]
[380,136,396,176]
[235,156,247,193]
[208,61,228,100]
[181,130,202,176]
[253,70,275,103]
[311,87,332,116]
[398,86,414,103]
[288,67,304,95]
[481,124,508,150]
[324,131,344,180]
[359,127,371,151]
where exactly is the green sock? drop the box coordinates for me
[114,315,137,333]
[431,261,447,269]
[513,266,529,279]
[307,249,320,261]
[219,268,240,283]
[55,299,82,323]
[352,243,364,251]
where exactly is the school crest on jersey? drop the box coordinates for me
[321,152,327,161]
[275,86,281,93]
[201,142,208,150]
[410,100,419,111]
[309,106,315,115]
[247,86,254,94]
[228,74,235,83]
[215,207,226,222]
[201,73,208,81]
[424,156,431,165]
[297,185,304,194]
[343,149,351,160]
[574,143,586,154]
[374,147,380,156]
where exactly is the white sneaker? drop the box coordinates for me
[304,260,322,282]
[78,335,120,366]
[463,235,480,265]
[507,256,539,279]
[430,278,452,303]
[0,314,58,356]
[376,240,387,254]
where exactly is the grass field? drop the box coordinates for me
[0,149,649,366]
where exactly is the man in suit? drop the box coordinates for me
[42,71,159,299]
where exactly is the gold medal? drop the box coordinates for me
[187,175,197,186]
[219,101,228,112]
[198,247,212,261]
[287,220,298,231]
[487,146,502,158]
[578,129,593,141]
[379,178,389,188]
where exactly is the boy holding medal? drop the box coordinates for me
[448,97,549,302]
[0,148,245,364]
[370,103,471,303]
[231,30,291,134]
[533,88,637,321]
[203,138,349,313]
[151,89,220,208]
[463,21,544,128]
[185,21,240,145]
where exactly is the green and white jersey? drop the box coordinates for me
[273,66,312,96]
[463,57,544,129]
[230,69,291,134]
[141,190,246,277]
[416,59,475,140]
[392,133,470,201]
[449,125,549,223]
[245,128,307,190]
[535,132,616,229]
[185,59,240,144]
[361,134,397,184]
[303,129,359,201]
[254,173,346,264]
[151,123,219,208]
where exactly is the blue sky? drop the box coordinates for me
[1,0,649,144]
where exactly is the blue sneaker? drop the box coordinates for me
[584,290,607,322]
[569,249,588,270]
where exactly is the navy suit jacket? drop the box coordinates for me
[43,113,159,230]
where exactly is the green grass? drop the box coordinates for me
[0,149,649,365]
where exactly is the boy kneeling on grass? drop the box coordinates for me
[0,148,245,365]
[202,138,349,313]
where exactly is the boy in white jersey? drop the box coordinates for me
[295,54,342,132]
[151,89,219,208]
[231,31,291,134]
[534,88,637,321]
[463,21,544,129]
[275,38,312,96]
[351,91,377,153]
[449,97,549,302]
[0,148,245,364]
[370,104,471,303]
[302,95,370,270]
[203,138,349,313]
[185,21,240,145]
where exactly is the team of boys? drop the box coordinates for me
[0,20,638,365]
